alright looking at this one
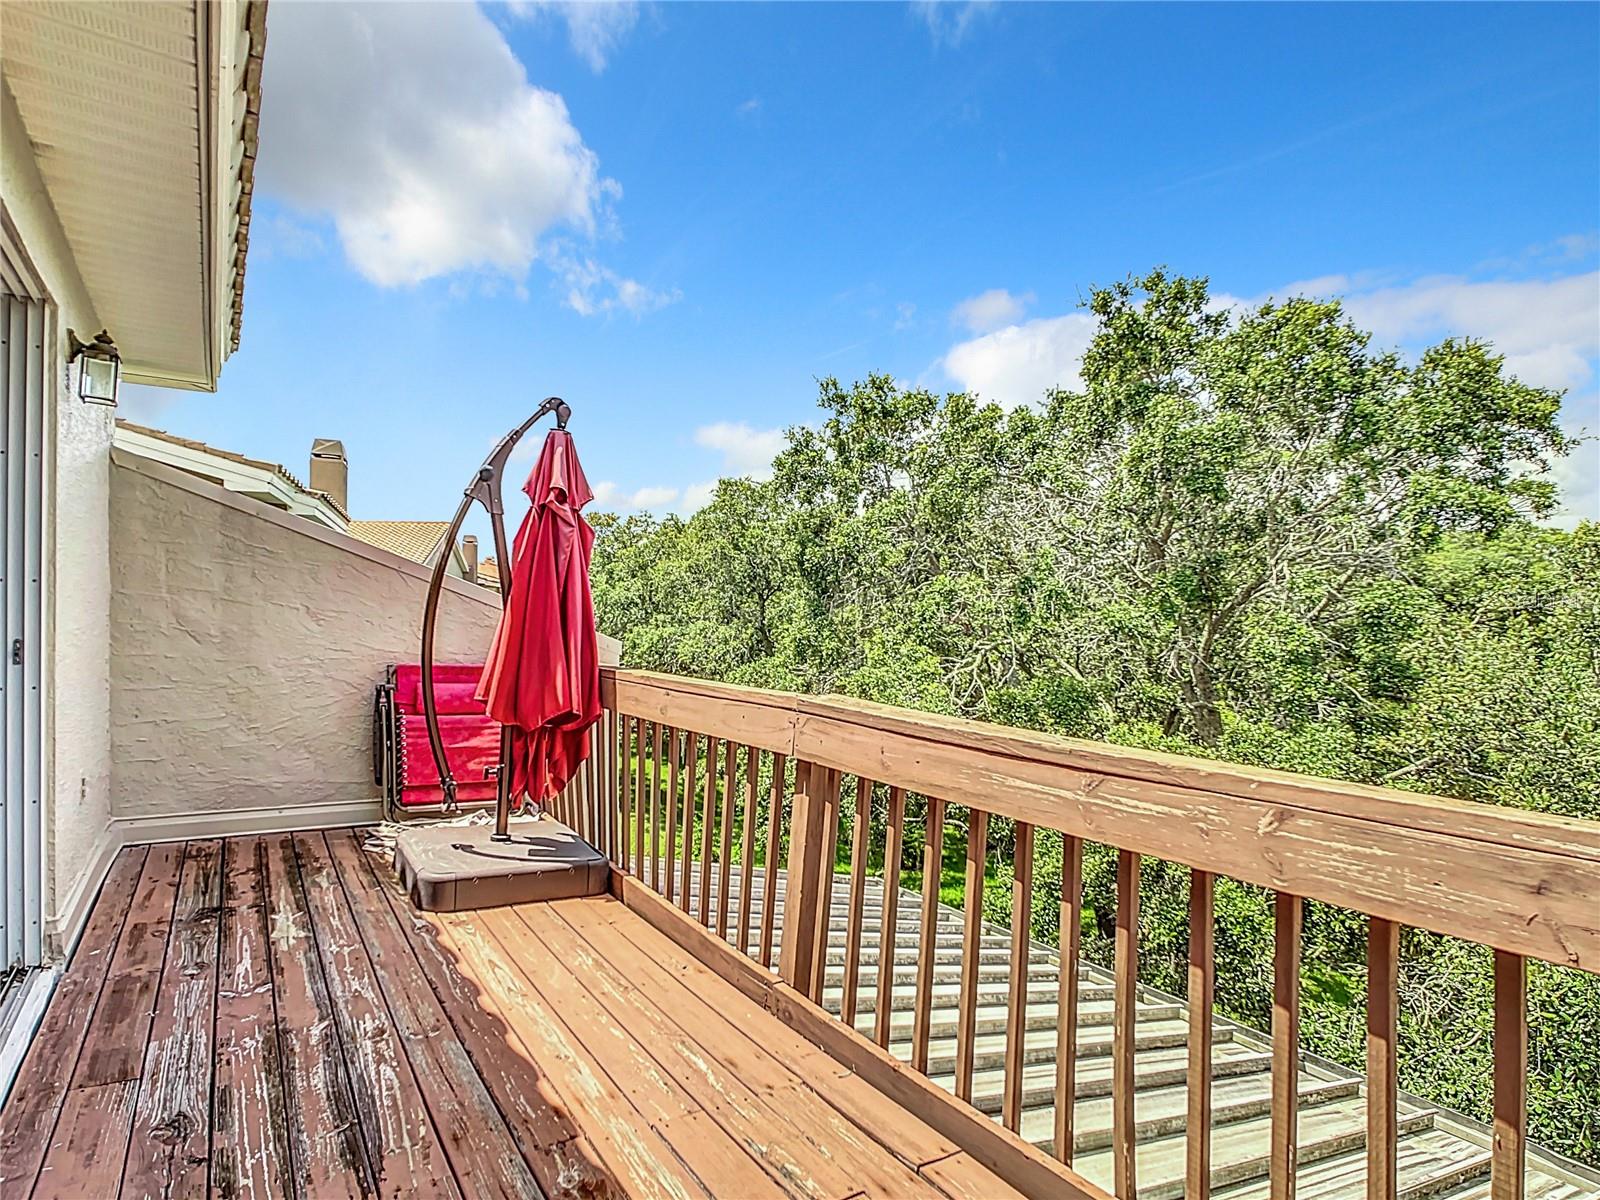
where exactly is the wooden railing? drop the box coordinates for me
[556,668,1600,1200]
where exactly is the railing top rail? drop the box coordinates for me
[603,668,1600,972]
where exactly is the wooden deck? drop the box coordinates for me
[0,831,1030,1200]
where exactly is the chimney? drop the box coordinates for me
[309,438,348,513]
[462,534,479,585]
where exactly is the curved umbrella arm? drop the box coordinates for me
[418,397,567,832]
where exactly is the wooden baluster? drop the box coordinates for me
[1055,834,1083,1164]
[1187,869,1215,1200]
[737,746,759,956]
[1002,820,1035,1132]
[1367,917,1400,1200]
[840,778,874,1029]
[1492,950,1527,1200]
[1271,892,1303,1200]
[677,733,698,912]
[632,720,647,878]
[660,725,677,900]
[759,752,787,968]
[912,797,945,1074]
[1113,849,1140,1200]
[875,786,906,1049]
[813,772,842,998]
[809,768,842,1003]
[956,807,990,1104]
[697,735,719,926]
[717,739,737,940]
[648,723,663,889]
[610,710,622,863]
[758,755,790,972]
[779,761,827,997]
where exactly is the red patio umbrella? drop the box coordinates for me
[475,428,602,805]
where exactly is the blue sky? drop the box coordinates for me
[124,1,1600,525]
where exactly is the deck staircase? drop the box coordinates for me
[669,865,1599,1200]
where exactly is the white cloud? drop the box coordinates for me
[951,288,1033,334]
[591,480,680,511]
[1337,273,1600,392]
[941,313,1096,405]
[678,481,718,513]
[911,1,995,47]
[549,247,680,317]
[693,422,786,477]
[509,1,641,72]
[259,3,623,290]
[737,97,762,117]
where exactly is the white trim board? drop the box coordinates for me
[109,798,383,846]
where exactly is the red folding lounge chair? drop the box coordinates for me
[373,663,500,818]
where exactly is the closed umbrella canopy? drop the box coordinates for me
[476,429,601,803]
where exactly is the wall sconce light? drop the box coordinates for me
[68,329,121,406]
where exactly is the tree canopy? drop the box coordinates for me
[589,271,1598,1161]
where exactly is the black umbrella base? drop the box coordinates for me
[394,816,611,912]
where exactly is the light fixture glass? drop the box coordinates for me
[70,329,121,406]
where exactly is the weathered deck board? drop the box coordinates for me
[211,836,296,1200]
[292,832,458,1199]
[540,898,941,1200]
[35,842,184,1199]
[122,837,225,1200]
[0,845,146,1191]
[264,832,372,1198]
[2,830,1038,1200]
[324,830,541,1200]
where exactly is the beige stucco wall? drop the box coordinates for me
[110,451,509,823]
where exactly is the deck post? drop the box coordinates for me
[778,760,829,997]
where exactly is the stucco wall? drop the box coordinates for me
[109,452,508,821]
[4,77,117,952]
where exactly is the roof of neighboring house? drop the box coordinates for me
[114,419,348,521]
[478,556,502,592]
[346,521,452,566]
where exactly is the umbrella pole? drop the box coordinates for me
[418,397,570,839]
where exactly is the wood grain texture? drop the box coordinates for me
[210,837,296,1200]
[1366,916,1400,1200]
[0,846,146,1193]
[760,752,787,968]
[122,838,225,1200]
[263,833,373,1199]
[1492,950,1526,1200]
[665,729,684,908]
[811,768,843,1004]
[436,909,707,1200]
[1055,833,1083,1166]
[912,797,947,1075]
[1271,892,1304,1200]
[716,738,737,940]
[293,833,458,1199]
[840,778,874,1028]
[327,831,541,1199]
[1113,849,1140,1200]
[613,872,1111,1200]
[955,807,990,1105]
[1002,821,1034,1133]
[875,786,907,1050]
[779,762,827,998]
[1187,869,1215,1200]
[697,734,719,927]
[786,704,1600,971]
[654,723,669,894]
[738,745,760,956]
[32,844,183,1199]
[678,732,698,913]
